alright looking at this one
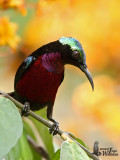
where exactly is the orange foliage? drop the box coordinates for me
[36,0,70,15]
[0,0,26,15]
[72,75,120,140]
[0,17,20,50]
[22,0,120,73]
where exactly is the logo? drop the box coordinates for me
[93,141,118,157]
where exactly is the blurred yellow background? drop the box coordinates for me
[0,0,120,159]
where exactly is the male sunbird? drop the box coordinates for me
[10,37,94,135]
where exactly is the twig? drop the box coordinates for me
[0,90,101,160]
[27,135,49,160]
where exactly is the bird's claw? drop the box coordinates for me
[49,121,59,136]
[21,102,30,116]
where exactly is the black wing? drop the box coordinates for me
[14,56,36,88]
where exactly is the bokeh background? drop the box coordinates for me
[0,0,120,159]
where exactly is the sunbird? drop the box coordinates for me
[9,37,94,135]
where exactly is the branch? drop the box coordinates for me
[27,135,49,160]
[0,90,101,160]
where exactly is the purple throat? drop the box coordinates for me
[42,52,64,74]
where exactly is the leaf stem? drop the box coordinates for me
[0,90,101,160]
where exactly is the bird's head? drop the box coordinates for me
[59,37,94,90]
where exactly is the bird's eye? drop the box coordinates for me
[72,50,80,58]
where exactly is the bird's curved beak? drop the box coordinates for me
[79,64,94,90]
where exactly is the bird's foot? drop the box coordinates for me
[49,119,59,136]
[21,102,30,117]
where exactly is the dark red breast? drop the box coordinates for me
[15,56,64,105]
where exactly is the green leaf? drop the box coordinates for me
[52,149,60,160]
[75,138,86,148]
[19,131,33,160]
[4,138,21,160]
[60,141,91,160]
[23,121,36,141]
[5,128,33,160]
[30,108,54,159]
[76,138,90,150]
[0,97,23,159]
[23,121,42,160]
[29,145,42,160]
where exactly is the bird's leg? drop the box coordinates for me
[47,104,59,136]
[21,102,30,116]
[49,117,59,136]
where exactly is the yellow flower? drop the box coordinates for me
[0,17,20,50]
[0,0,26,15]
